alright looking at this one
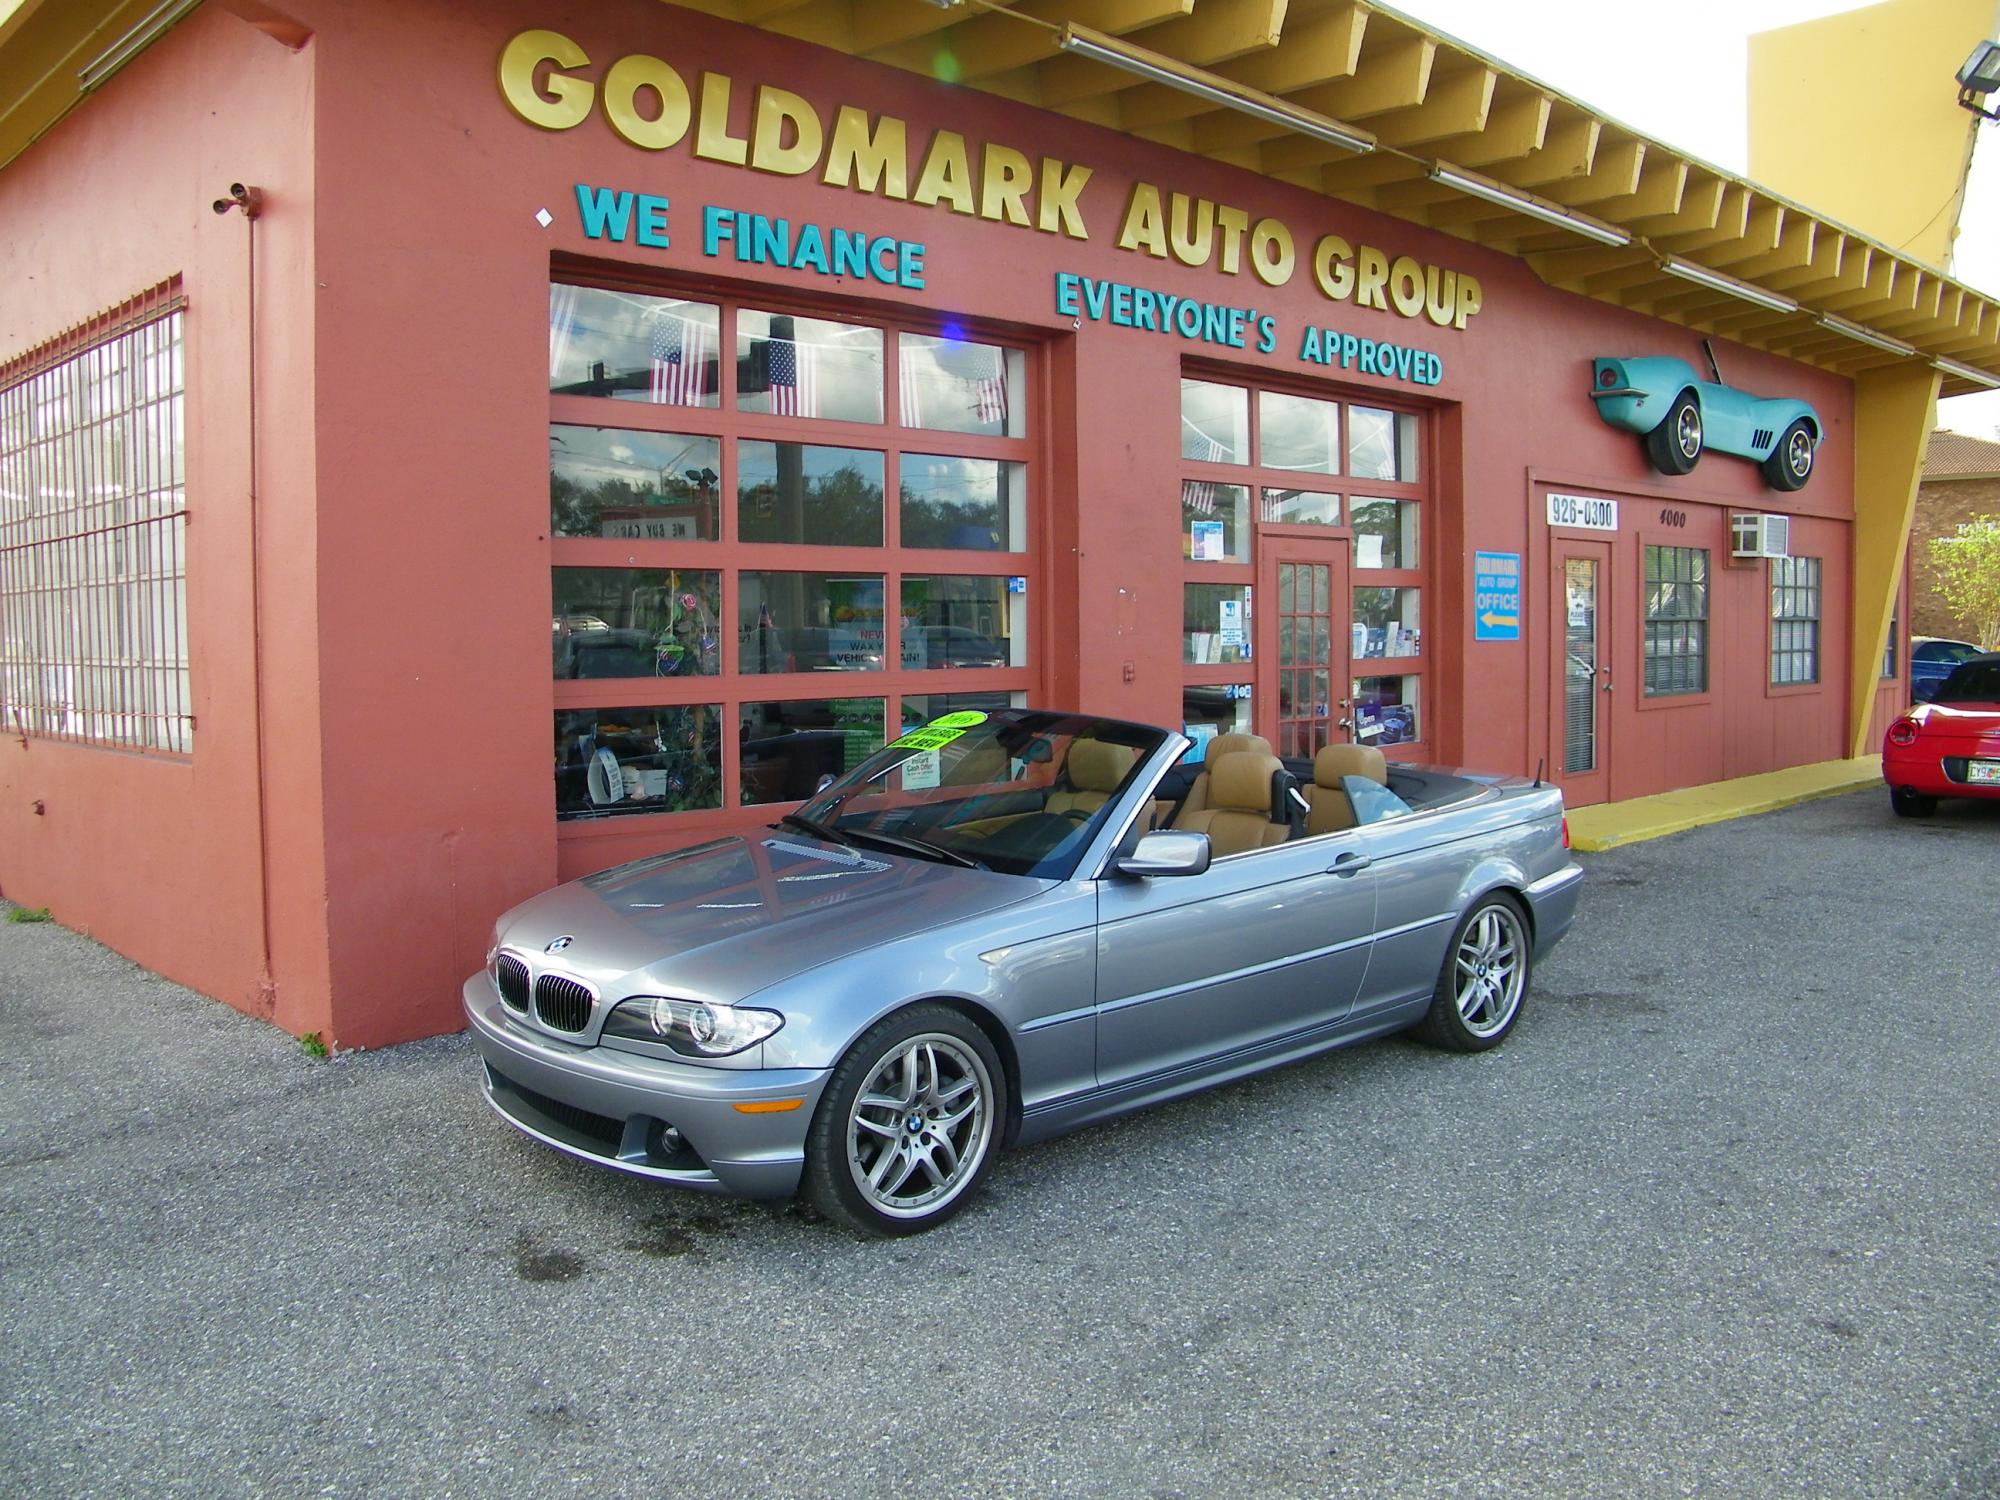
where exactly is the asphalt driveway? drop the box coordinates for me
[2,789,1995,1498]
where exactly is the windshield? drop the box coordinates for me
[793,709,1170,878]
[1934,660,2000,704]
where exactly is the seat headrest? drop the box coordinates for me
[1204,732,1272,764]
[1207,750,1282,813]
[1066,738,1135,794]
[1314,744,1388,787]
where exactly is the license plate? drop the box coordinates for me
[1970,760,2000,784]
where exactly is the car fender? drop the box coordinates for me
[1590,356,1700,435]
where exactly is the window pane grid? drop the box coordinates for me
[1770,556,1821,686]
[0,293,190,753]
[1643,545,1708,697]
[548,282,1032,822]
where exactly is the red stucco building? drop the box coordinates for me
[1,0,1973,1045]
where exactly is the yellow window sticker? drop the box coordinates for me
[889,710,988,752]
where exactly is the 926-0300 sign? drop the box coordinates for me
[1546,492,1618,530]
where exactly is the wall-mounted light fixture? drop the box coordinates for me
[1957,39,2000,121]
[1657,256,1800,314]
[77,0,204,94]
[1428,163,1632,247]
[1056,24,1376,156]
[1814,313,1917,356]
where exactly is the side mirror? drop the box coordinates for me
[1113,829,1212,878]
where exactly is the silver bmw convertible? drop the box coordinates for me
[465,708,1583,1235]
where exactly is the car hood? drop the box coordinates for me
[493,833,1048,1003]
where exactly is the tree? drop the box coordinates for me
[1928,516,2000,649]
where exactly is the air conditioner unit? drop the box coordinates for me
[1731,512,1791,559]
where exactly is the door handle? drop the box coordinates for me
[1327,852,1372,876]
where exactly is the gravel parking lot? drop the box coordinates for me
[2,788,1996,1499]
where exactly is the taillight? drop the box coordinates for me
[1887,718,1920,747]
[1597,367,1618,388]
[1561,815,1571,849]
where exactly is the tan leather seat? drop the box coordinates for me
[1175,750,1290,857]
[1303,744,1390,835]
[1045,738,1135,818]
[1172,732,1273,826]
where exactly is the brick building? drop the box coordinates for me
[1914,429,2000,645]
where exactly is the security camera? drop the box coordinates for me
[211,182,264,219]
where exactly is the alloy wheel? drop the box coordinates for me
[845,1034,994,1220]
[1453,904,1527,1038]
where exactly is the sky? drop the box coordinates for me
[1392,0,2000,436]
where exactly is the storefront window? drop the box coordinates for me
[1644,545,1709,696]
[901,576,1020,669]
[549,426,721,540]
[1183,583,1253,664]
[735,310,884,422]
[739,573,885,673]
[1347,406,1419,482]
[901,691,1023,730]
[1181,481,1250,561]
[1183,684,1254,755]
[900,456,1027,551]
[1883,602,1899,679]
[1349,497,1418,569]
[1257,391,1340,474]
[549,286,720,407]
[1352,587,1421,659]
[740,698,886,804]
[1770,555,1822,686]
[548,283,1033,827]
[1353,677,1419,747]
[1180,379,1249,463]
[736,441,884,546]
[1178,372,1428,756]
[1262,487,1340,526]
[898,333,1022,438]
[554,705,722,819]
[552,569,719,679]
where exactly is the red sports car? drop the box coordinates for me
[1883,652,2000,817]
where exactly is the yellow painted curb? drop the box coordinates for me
[1567,755,1883,852]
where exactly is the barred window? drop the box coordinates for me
[1771,555,1822,686]
[0,290,189,752]
[1643,545,1708,697]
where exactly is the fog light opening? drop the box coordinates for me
[647,1118,701,1169]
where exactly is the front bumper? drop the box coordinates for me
[462,974,830,1199]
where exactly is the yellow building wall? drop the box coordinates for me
[1751,0,1990,752]
[1749,0,1997,272]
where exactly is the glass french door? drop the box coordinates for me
[1551,540,1613,805]
[1258,537,1350,759]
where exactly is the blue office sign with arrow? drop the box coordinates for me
[1474,551,1522,642]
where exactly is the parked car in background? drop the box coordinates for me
[1910,636,1984,703]
[464,708,1583,1235]
[1883,654,2000,817]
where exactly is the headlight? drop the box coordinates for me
[603,997,783,1057]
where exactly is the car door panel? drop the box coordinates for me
[1094,838,1377,1090]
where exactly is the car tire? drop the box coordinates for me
[1415,893,1531,1053]
[804,1003,1007,1236]
[1643,391,1703,476]
[1762,419,1815,491]
[1889,786,1937,819]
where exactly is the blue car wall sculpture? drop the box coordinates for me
[1590,351,1819,491]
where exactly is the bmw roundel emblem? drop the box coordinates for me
[544,935,575,953]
